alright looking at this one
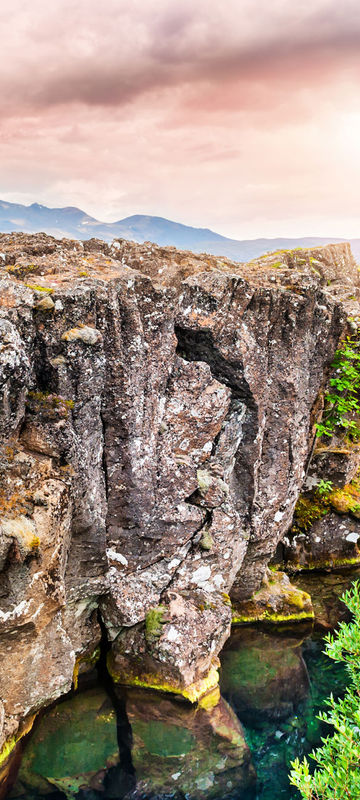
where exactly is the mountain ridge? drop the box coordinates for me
[1,198,359,261]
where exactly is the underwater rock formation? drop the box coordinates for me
[0,233,357,762]
[9,684,256,800]
[124,686,256,799]
[10,688,120,798]
[220,626,310,723]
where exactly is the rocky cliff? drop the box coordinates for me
[0,234,358,766]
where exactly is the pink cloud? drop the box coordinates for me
[1,1,360,115]
[1,1,360,238]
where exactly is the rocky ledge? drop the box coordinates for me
[0,233,358,767]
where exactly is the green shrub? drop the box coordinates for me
[316,336,360,440]
[290,582,360,799]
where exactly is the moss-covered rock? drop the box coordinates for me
[108,591,231,703]
[231,570,314,625]
[279,472,360,572]
[145,605,166,646]
[109,652,221,704]
[279,512,360,572]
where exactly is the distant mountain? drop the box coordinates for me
[1,199,359,261]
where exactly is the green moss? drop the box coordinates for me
[231,610,314,625]
[291,471,360,539]
[285,556,360,573]
[145,606,166,645]
[328,477,360,518]
[107,656,219,704]
[6,263,39,278]
[0,737,16,767]
[27,391,75,416]
[24,284,54,293]
[285,590,310,609]
[291,494,329,534]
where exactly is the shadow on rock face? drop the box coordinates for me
[220,627,310,725]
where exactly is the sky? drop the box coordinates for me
[1,0,360,239]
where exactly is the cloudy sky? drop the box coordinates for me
[1,0,360,238]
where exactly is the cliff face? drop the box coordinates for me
[0,234,355,758]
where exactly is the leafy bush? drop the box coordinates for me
[290,582,360,799]
[316,336,360,440]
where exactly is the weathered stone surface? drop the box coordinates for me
[280,512,360,571]
[0,445,103,759]
[277,471,360,572]
[231,569,314,625]
[34,295,55,312]
[0,233,351,758]
[305,441,360,489]
[108,590,231,701]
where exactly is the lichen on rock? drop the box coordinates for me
[0,232,355,765]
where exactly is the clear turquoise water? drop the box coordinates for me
[7,625,347,800]
[222,630,347,800]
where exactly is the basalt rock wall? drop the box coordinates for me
[0,234,354,759]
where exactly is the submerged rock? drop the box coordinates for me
[220,627,310,724]
[125,686,256,799]
[11,688,119,798]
